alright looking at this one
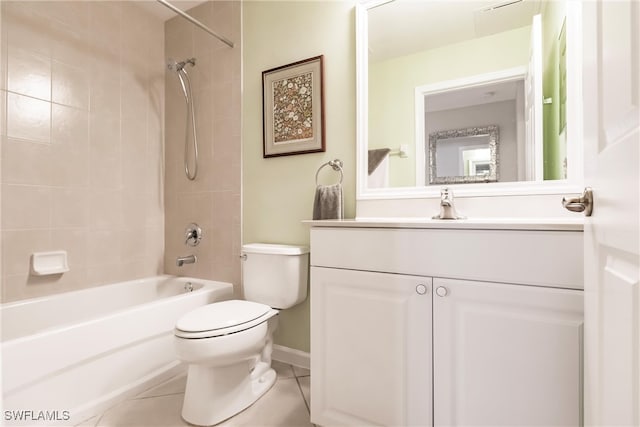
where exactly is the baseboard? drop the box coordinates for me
[272,344,310,369]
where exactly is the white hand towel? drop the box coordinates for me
[312,183,343,220]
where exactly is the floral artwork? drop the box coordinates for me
[262,56,325,157]
[272,72,313,144]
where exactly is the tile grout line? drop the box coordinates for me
[294,375,310,414]
[132,391,185,401]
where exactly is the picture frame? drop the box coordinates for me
[262,55,325,158]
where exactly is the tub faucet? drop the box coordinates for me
[176,255,197,267]
[433,187,465,220]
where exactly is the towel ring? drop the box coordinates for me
[315,159,344,186]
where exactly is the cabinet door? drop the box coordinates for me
[310,267,432,427]
[433,278,583,426]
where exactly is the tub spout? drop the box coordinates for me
[176,255,197,267]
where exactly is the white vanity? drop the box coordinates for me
[308,219,584,427]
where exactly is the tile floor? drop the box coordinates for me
[76,361,313,427]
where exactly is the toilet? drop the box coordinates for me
[173,243,309,426]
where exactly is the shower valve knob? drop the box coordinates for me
[185,223,202,247]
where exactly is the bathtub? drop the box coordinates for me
[1,275,233,426]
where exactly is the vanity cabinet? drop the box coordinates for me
[309,224,584,427]
[432,277,583,426]
[310,267,432,426]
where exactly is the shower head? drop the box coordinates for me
[168,57,196,101]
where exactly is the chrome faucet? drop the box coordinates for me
[176,255,197,267]
[433,187,465,220]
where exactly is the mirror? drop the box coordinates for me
[359,0,581,196]
[430,125,499,185]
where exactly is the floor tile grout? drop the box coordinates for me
[92,363,310,426]
[295,375,310,414]
[132,391,185,401]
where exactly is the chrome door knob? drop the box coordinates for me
[436,286,448,297]
[562,187,593,216]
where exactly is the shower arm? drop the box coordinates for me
[155,0,235,48]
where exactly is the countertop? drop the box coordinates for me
[303,217,584,231]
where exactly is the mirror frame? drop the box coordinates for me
[355,0,584,202]
[429,125,499,185]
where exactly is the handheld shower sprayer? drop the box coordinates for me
[168,58,198,181]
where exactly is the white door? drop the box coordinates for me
[432,278,584,426]
[310,267,432,427]
[582,1,640,425]
[525,13,543,181]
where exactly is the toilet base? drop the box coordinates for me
[181,361,276,426]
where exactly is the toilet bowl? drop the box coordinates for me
[174,244,309,426]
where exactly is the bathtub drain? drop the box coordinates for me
[184,282,194,292]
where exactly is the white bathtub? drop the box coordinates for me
[1,275,233,426]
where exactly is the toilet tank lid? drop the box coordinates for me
[242,243,309,255]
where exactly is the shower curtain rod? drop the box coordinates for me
[155,0,235,48]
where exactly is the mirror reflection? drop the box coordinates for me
[366,0,569,189]
[430,125,499,185]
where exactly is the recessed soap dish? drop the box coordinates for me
[31,251,69,276]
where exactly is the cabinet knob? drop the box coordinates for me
[416,284,428,295]
[436,286,448,297]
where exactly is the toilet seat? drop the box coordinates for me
[175,300,278,339]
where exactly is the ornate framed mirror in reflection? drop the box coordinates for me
[359,0,582,196]
[429,125,499,185]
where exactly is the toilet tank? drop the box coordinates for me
[242,243,309,309]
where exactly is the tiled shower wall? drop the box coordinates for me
[0,2,165,302]
[163,2,241,293]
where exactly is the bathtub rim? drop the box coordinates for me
[1,275,232,344]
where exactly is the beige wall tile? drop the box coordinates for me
[121,118,148,190]
[89,55,121,119]
[50,21,90,71]
[51,188,89,228]
[2,1,166,303]
[0,91,7,137]
[2,229,51,276]
[3,2,53,58]
[86,263,125,287]
[89,2,122,55]
[38,1,90,36]
[7,46,51,101]
[49,138,89,188]
[1,138,52,185]
[52,60,89,110]
[51,103,89,145]
[2,184,51,230]
[87,229,121,267]
[50,228,88,272]
[2,272,73,303]
[164,3,241,288]
[89,114,122,189]
[6,92,51,142]
[121,70,149,120]
[89,190,122,230]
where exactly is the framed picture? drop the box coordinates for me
[262,55,325,158]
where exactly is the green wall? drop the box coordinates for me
[369,26,531,187]
[542,1,567,180]
[242,1,356,353]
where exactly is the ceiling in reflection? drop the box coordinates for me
[368,0,542,62]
